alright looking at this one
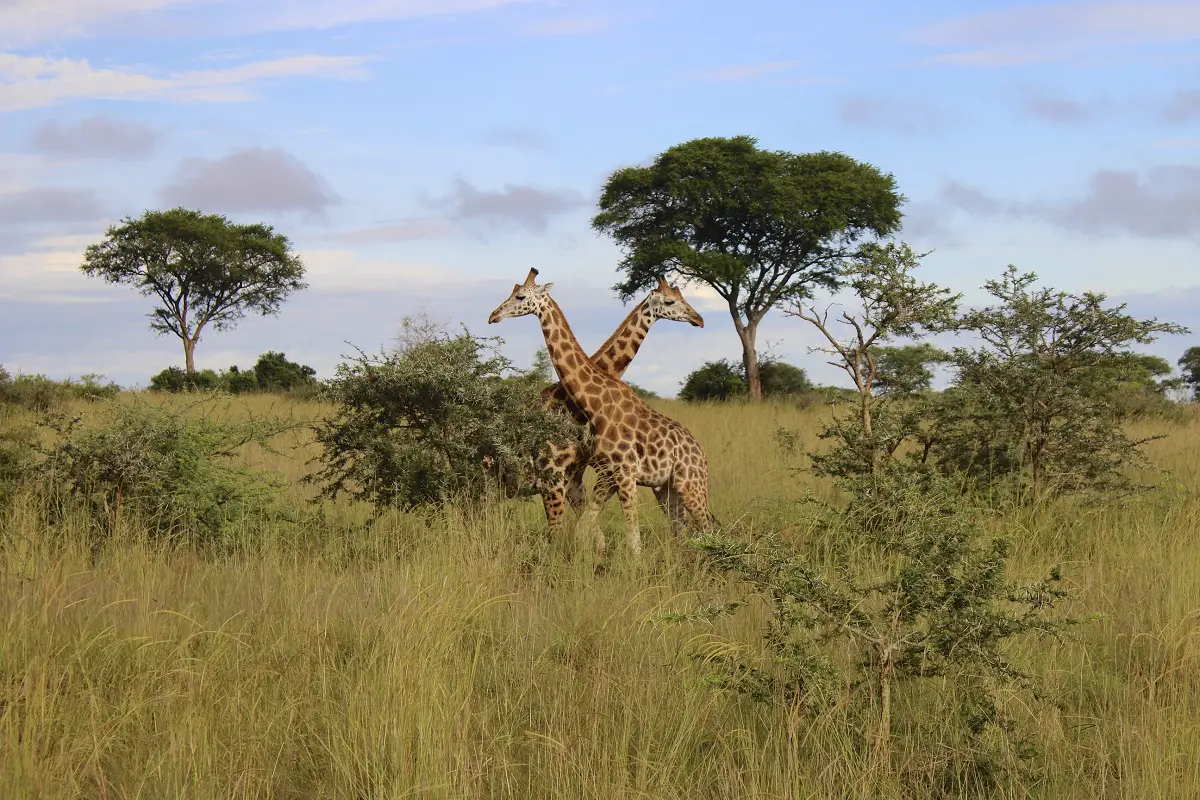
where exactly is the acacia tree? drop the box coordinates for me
[81,208,306,377]
[1179,346,1200,400]
[593,135,903,399]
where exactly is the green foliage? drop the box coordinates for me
[758,360,812,397]
[871,343,950,396]
[81,208,306,375]
[787,242,960,479]
[149,366,219,393]
[0,368,120,412]
[40,399,287,545]
[0,413,38,507]
[310,327,577,511]
[626,381,659,400]
[593,135,903,399]
[221,365,260,394]
[679,359,747,402]
[252,351,317,392]
[689,467,1075,789]
[932,267,1188,501]
[1177,346,1200,399]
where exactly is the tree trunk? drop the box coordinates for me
[874,649,893,772]
[739,320,762,401]
[183,337,197,377]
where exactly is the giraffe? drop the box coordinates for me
[534,276,705,531]
[489,269,716,556]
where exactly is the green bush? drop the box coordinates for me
[253,351,317,392]
[311,328,576,511]
[679,359,747,402]
[220,365,259,394]
[0,368,120,411]
[758,360,811,397]
[41,399,287,546]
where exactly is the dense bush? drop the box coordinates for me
[149,352,318,396]
[680,358,811,401]
[311,328,577,511]
[679,359,747,401]
[41,399,287,546]
[0,367,120,411]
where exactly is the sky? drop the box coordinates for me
[1,0,1198,395]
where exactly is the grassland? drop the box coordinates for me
[2,394,1198,798]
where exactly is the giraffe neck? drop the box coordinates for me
[589,298,653,377]
[537,298,617,421]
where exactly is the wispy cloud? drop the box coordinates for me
[522,16,613,37]
[325,219,454,243]
[422,178,586,234]
[939,166,1200,240]
[1008,84,1099,124]
[0,53,371,112]
[30,114,161,159]
[248,0,539,33]
[912,2,1200,66]
[691,60,799,82]
[838,94,952,134]
[479,126,552,151]
[0,0,198,46]
[159,147,339,216]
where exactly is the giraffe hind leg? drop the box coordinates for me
[616,472,641,557]
[582,468,619,557]
[652,484,687,537]
[672,477,715,533]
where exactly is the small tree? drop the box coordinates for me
[688,467,1074,789]
[785,242,959,478]
[81,208,306,378]
[1178,346,1200,400]
[934,267,1187,501]
[871,343,950,396]
[252,351,317,391]
[593,135,903,399]
[759,360,812,398]
[311,328,576,511]
[679,359,747,402]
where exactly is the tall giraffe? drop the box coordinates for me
[535,276,705,530]
[489,269,716,556]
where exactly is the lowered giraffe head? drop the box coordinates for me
[645,275,704,327]
[488,268,554,324]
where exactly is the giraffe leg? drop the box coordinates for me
[581,468,619,557]
[672,477,715,533]
[616,472,641,557]
[652,484,687,537]
[564,460,587,513]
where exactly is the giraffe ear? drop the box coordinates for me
[540,282,554,293]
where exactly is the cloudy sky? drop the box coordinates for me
[1,0,1198,394]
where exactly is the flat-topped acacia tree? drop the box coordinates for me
[593,135,903,399]
[81,208,306,378]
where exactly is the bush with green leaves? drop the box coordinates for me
[686,466,1075,791]
[871,343,950,396]
[931,267,1187,501]
[310,327,577,511]
[0,368,120,411]
[0,412,38,506]
[679,359,748,401]
[759,360,812,398]
[1179,346,1200,400]
[252,350,317,392]
[40,399,287,546]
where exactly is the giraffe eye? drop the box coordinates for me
[663,300,676,306]
[515,294,527,301]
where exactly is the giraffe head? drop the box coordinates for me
[488,268,554,324]
[646,276,704,327]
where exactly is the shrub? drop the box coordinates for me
[220,365,259,394]
[679,359,747,402]
[0,369,120,411]
[310,328,576,511]
[149,366,220,392]
[41,399,287,546]
[758,360,811,398]
[253,351,317,392]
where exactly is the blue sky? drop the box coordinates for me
[1,0,1198,394]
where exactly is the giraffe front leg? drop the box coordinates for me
[652,484,687,537]
[617,473,641,557]
[582,468,618,557]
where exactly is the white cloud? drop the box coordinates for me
[245,0,540,32]
[0,53,371,111]
[299,248,456,293]
[0,245,123,302]
[912,2,1200,66]
[690,60,800,82]
[0,0,199,46]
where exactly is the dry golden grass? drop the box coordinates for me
[2,394,1199,798]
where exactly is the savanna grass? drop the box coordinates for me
[1,394,1198,798]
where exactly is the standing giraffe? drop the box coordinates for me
[489,269,716,556]
[535,276,705,530]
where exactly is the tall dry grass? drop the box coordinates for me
[1,395,1198,798]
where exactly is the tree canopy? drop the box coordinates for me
[81,208,306,376]
[593,135,903,399]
